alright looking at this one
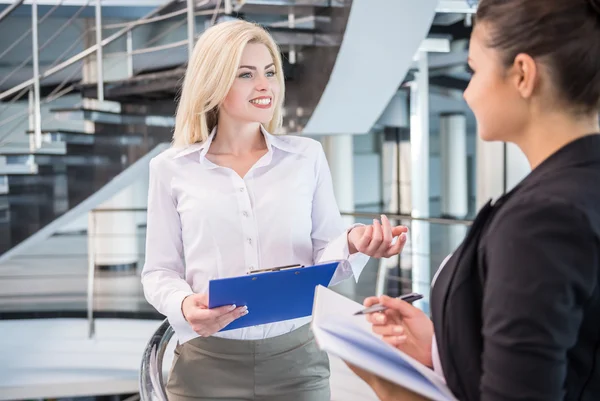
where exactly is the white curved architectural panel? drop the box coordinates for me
[303,0,439,135]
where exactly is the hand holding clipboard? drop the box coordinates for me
[181,293,249,337]
[208,261,344,331]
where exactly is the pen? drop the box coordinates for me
[353,293,424,315]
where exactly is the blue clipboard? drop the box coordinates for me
[208,261,342,331]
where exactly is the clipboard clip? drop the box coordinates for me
[247,264,303,274]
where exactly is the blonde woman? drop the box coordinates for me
[142,19,408,401]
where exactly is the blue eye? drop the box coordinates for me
[239,72,252,78]
[266,70,276,77]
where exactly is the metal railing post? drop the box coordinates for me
[127,30,134,78]
[95,0,104,101]
[31,0,42,150]
[87,211,97,339]
[288,12,296,64]
[28,88,35,149]
[224,0,232,15]
[187,0,195,58]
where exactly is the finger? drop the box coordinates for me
[382,334,408,346]
[379,295,418,318]
[209,303,238,316]
[372,324,405,337]
[381,215,392,248]
[383,233,408,258]
[363,296,380,307]
[354,224,373,253]
[216,306,248,328]
[383,308,405,324]
[366,219,383,255]
[391,225,409,237]
[366,312,387,325]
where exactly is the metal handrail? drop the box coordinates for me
[88,207,473,225]
[0,0,179,102]
[0,0,24,24]
[139,319,173,401]
[0,0,225,146]
[0,0,74,89]
[344,211,472,226]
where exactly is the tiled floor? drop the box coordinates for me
[0,318,379,401]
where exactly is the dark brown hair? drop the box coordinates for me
[476,0,600,114]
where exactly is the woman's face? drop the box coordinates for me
[220,42,280,125]
[463,23,530,142]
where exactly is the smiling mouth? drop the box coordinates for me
[250,98,272,106]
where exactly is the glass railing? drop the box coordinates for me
[130,210,471,399]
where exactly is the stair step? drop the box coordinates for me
[2,154,116,167]
[0,163,38,175]
[81,98,121,114]
[234,0,331,15]
[25,128,150,137]
[50,108,175,127]
[25,130,145,146]
[0,176,7,195]
[0,148,67,156]
[0,142,67,155]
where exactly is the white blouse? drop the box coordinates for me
[141,126,369,344]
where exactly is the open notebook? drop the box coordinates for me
[311,286,457,401]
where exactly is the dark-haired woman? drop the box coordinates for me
[347,0,600,400]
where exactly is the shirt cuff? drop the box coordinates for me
[322,224,370,285]
[165,290,196,341]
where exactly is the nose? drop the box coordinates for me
[255,74,269,92]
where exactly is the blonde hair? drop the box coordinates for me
[172,19,285,147]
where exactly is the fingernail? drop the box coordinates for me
[241,306,248,311]
[229,304,236,311]
[243,309,249,315]
[393,326,404,334]
[373,219,378,225]
[397,335,406,343]
[400,233,407,241]
[377,315,385,323]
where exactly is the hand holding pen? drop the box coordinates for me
[359,293,435,368]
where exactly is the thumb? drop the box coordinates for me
[380,295,418,317]
[391,226,409,237]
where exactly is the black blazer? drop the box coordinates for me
[431,134,600,401]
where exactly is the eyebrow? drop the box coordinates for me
[238,63,275,70]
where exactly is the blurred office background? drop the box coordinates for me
[0,1,531,400]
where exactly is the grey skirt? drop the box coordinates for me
[166,324,330,401]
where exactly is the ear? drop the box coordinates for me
[511,53,538,100]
